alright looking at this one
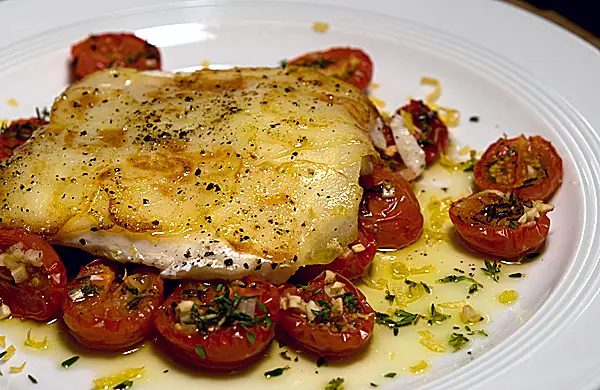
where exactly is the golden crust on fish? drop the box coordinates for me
[0,67,379,282]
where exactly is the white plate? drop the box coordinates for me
[0,1,599,390]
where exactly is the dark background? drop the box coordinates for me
[527,0,599,37]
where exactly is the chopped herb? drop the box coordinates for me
[216,283,223,292]
[0,351,7,359]
[508,221,517,228]
[61,356,80,368]
[279,60,288,68]
[421,282,431,294]
[463,163,475,172]
[469,116,480,123]
[325,377,345,390]
[384,372,396,378]
[312,288,323,296]
[264,366,290,378]
[468,284,479,294]
[509,273,524,278]
[481,260,501,282]
[113,380,133,390]
[384,287,395,304]
[465,326,488,337]
[257,302,268,313]
[341,292,359,313]
[195,344,206,359]
[317,357,328,367]
[73,275,91,281]
[28,374,38,384]
[448,333,470,351]
[404,279,417,287]
[247,332,256,345]
[425,304,450,325]
[375,310,419,332]
[370,383,379,387]
[312,300,332,321]
[279,351,292,361]
[126,294,153,311]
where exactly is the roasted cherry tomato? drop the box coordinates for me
[474,135,563,200]
[154,278,279,370]
[279,271,374,358]
[449,190,553,259]
[0,116,48,158]
[359,164,424,249]
[294,225,377,281]
[71,33,162,80]
[63,259,164,350]
[287,47,373,91]
[397,100,449,165]
[0,228,67,321]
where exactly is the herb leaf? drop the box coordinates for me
[481,260,501,282]
[425,304,450,325]
[375,310,419,333]
[264,366,290,378]
[448,333,470,351]
[28,374,38,384]
[247,332,256,345]
[384,372,397,378]
[341,292,359,313]
[421,282,431,294]
[195,344,207,359]
[325,377,345,390]
[509,273,524,278]
[61,356,80,368]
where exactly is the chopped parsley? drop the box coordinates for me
[312,300,332,321]
[383,372,396,378]
[247,332,256,345]
[375,310,419,334]
[481,260,501,282]
[325,377,345,390]
[448,333,470,351]
[468,283,479,294]
[264,366,290,378]
[61,356,80,368]
[195,345,207,359]
[341,291,359,313]
[508,221,517,228]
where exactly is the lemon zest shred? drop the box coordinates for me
[10,361,26,373]
[312,21,330,33]
[0,335,5,348]
[499,290,519,304]
[418,77,461,127]
[369,96,386,108]
[418,330,446,353]
[25,329,48,350]
[409,360,430,374]
[438,300,467,309]
[1,345,16,361]
[92,367,144,390]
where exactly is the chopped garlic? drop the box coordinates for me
[389,112,426,180]
[518,200,555,225]
[0,303,11,320]
[1,345,15,361]
[10,361,26,373]
[324,281,346,298]
[409,360,430,374]
[324,270,337,284]
[351,243,366,253]
[438,300,467,309]
[176,300,195,324]
[93,367,144,390]
[280,294,305,311]
[25,329,48,350]
[331,298,344,317]
[499,290,519,304]
[460,305,484,324]
[418,331,446,353]
[0,243,44,284]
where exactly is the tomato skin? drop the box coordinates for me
[0,117,48,158]
[279,271,374,358]
[63,259,164,350]
[359,164,424,249]
[474,135,563,200]
[288,47,373,91]
[449,191,551,259]
[0,228,67,321]
[400,100,449,165]
[294,225,377,281]
[71,33,161,80]
[154,278,279,370]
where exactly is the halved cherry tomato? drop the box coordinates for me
[279,271,374,358]
[474,135,563,200]
[294,225,377,281]
[398,100,449,165]
[71,33,162,80]
[154,278,279,370]
[287,47,373,91]
[0,116,48,158]
[0,228,67,321]
[63,259,164,350]
[359,164,424,249]
[449,190,552,259]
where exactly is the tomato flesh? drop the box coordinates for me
[399,100,449,165]
[0,117,48,159]
[294,225,377,281]
[449,191,552,259]
[71,33,162,80]
[474,135,563,200]
[0,228,67,321]
[279,271,374,358]
[63,259,164,350]
[359,164,424,249]
[288,47,373,91]
[154,278,279,370]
